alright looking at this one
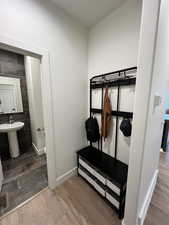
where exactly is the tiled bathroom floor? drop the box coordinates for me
[0,150,48,216]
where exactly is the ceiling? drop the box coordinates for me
[51,0,127,28]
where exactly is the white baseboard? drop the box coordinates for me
[56,167,77,186]
[138,169,158,225]
[121,220,125,225]
[32,143,45,155]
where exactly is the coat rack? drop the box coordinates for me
[89,67,137,159]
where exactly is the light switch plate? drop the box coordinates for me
[153,93,162,111]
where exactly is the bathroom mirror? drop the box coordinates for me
[0,76,23,114]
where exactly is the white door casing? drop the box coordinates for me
[0,34,57,189]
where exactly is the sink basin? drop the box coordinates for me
[0,122,24,133]
[0,122,24,158]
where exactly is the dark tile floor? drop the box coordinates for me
[0,150,48,216]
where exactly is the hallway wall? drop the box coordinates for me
[0,0,88,178]
[88,0,142,164]
[124,0,169,224]
[88,0,142,76]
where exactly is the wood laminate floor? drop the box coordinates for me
[0,152,169,225]
[0,175,120,225]
[144,151,169,225]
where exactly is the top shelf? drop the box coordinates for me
[90,67,137,89]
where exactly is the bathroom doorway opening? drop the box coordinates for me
[0,36,56,217]
[0,50,47,216]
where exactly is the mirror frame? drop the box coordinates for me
[0,76,23,114]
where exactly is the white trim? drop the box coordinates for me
[138,169,158,225]
[56,167,77,186]
[0,34,44,57]
[121,220,125,225]
[32,143,45,156]
[0,76,23,113]
[0,34,57,189]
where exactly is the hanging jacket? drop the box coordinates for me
[101,87,112,140]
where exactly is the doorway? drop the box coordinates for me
[161,94,169,152]
[0,36,56,216]
[0,49,48,216]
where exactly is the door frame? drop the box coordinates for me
[0,34,57,189]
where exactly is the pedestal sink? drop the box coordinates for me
[0,122,24,158]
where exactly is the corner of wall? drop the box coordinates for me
[138,169,158,225]
[56,167,77,187]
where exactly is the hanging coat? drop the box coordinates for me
[101,87,112,140]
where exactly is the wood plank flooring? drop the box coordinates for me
[0,176,120,225]
[0,151,169,225]
[144,152,169,225]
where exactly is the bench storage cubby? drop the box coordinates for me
[77,146,128,219]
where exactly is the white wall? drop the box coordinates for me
[138,0,169,220]
[91,84,136,164]
[88,0,142,76]
[124,0,169,224]
[25,56,46,155]
[88,0,142,164]
[0,0,88,178]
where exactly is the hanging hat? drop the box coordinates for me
[120,119,132,137]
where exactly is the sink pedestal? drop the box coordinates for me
[8,131,20,158]
[0,122,24,158]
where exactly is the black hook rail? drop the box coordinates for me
[89,66,137,159]
[91,108,133,118]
